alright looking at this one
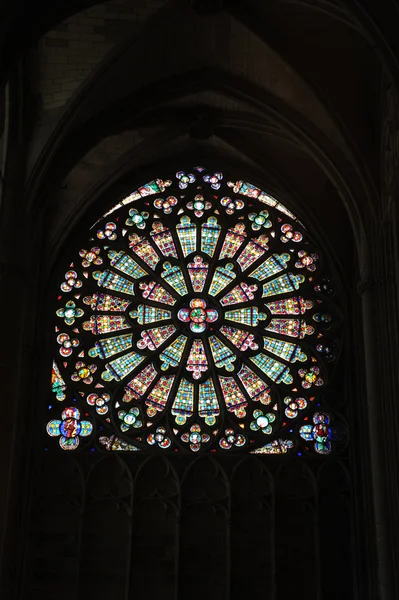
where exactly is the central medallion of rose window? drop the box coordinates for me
[177,298,218,333]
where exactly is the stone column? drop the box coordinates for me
[359,216,399,600]
[0,66,43,598]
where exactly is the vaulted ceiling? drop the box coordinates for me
[1,0,399,281]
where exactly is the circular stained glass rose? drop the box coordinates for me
[50,166,341,455]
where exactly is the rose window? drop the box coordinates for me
[49,166,343,455]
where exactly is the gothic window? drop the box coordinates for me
[48,166,344,456]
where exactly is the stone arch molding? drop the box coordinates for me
[25,1,377,248]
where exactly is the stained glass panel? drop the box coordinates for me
[188,256,209,292]
[237,235,269,271]
[145,376,174,416]
[161,262,188,296]
[198,378,220,425]
[122,363,158,403]
[83,293,130,312]
[265,297,314,315]
[176,215,196,256]
[209,264,236,296]
[139,281,176,305]
[83,315,130,335]
[262,273,305,298]
[89,333,132,359]
[171,378,194,424]
[225,307,260,327]
[93,270,135,295]
[265,319,314,338]
[249,253,290,281]
[219,223,246,259]
[130,305,171,325]
[250,353,293,385]
[238,365,272,405]
[137,325,176,350]
[150,222,178,257]
[219,325,258,350]
[159,335,187,370]
[263,336,307,363]
[220,282,257,306]
[102,351,145,382]
[250,439,294,454]
[218,376,247,418]
[186,339,208,380]
[209,335,236,371]
[108,250,147,279]
[128,233,160,269]
[51,361,66,401]
[201,216,221,256]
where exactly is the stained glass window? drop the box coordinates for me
[48,166,343,455]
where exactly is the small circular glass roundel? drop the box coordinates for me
[178,298,218,333]
[50,166,341,455]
